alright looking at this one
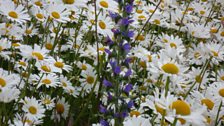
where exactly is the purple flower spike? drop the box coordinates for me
[103,79,113,87]
[124,84,133,93]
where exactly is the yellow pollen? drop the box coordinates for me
[12,43,20,47]
[138,15,146,20]
[149,9,154,13]
[45,43,53,50]
[148,55,152,62]
[54,62,64,68]
[187,7,194,11]
[178,118,186,124]
[155,104,166,115]
[36,13,44,19]
[195,75,202,83]
[171,100,191,115]
[0,46,3,52]
[63,0,75,4]
[81,64,87,70]
[19,61,26,66]
[98,47,105,52]
[62,82,67,87]
[25,29,32,35]
[56,103,64,114]
[136,9,143,14]
[90,19,95,25]
[99,21,106,29]
[0,78,6,87]
[201,99,214,110]
[220,76,224,81]
[220,31,224,37]
[163,38,168,43]
[35,1,43,7]
[206,116,211,124]
[32,52,44,60]
[170,43,177,48]
[41,65,51,72]
[219,88,224,97]
[200,10,205,15]
[130,110,141,117]
[139,61,147,68]
[99,1,108,8]
[211,51,218,57]
[194,52,201,59]
[86,76,94,84]
[42,79,51,85]
[161,63,179,74]
[153,19,160,25]
[210,27,218,33]
[21,72,29,78]
[43,99,51,104]
[8,11,18,19]
[28,106,37,114]
[136,35,145,41]
[51,11,60,19]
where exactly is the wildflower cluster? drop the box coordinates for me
[0,0,224,126]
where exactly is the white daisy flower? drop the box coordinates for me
[0,1,30,24]
[22,97,45,121]
[36,74,59,89]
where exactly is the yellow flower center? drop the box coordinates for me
[161,63,179,74]
[99,21,106,29]
[220,76,224,81]
[194,52,201,59]
[63,0,75,4]
[56,103,64,114]
[0,46,3,52]
[153,19,160,25]
[210,27,218,33]
[0,78,6,87]
[171,100,191,115]
[201,99,214,110]
[155,104,166,115]
[130,110,141,117]
[42,79,51,85]
[211,51,218,57]
[200,10,205,15]
[25,29,32,35]
[54,62,64,68]
[62,82,67,87]
[195,75,202,83]
[219,88,224,97]
[43,99,51,104]
[45,43,53,50]
[41,65,51,72]
[100,1,108,8]
[148,55,152,62]
[138,15,146,20]
[170,43,177,48]
[86,76,94,84]
[35,1,43,7]
[8,11,18,19]
[139,61,146,68]
[178,118,186,124]
[136,9,143,14]
[220,31,224,37]
[81,64,87,70]
[17,61,25,66]
[51,11,60,19]
[136,35,145,41]
[36,13,44,19]
[163,38,168,43]
[32,52,44,60]
[28,106,37,114]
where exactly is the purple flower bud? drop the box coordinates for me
[123,43,131,53]
[125,4,133,13]
[103,79,113,87]
[114,66,121,74]
[107,92,113,101]
[105,36,114,45]
[100,119,109,126]
[104,48,112,55]
[99,104,107,113]
[124,84,133,93]
[124,57,132,64]
[121,111,128,118]
[109,11,119,19]
[125,69,132,77]
[127,100,134,108]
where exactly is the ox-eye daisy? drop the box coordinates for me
[36,74,59,89]
[96,0,119,13]
[22,97,45,121]
[47,4,70,23]
[52,97,70,121]
[0,1,30,24]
